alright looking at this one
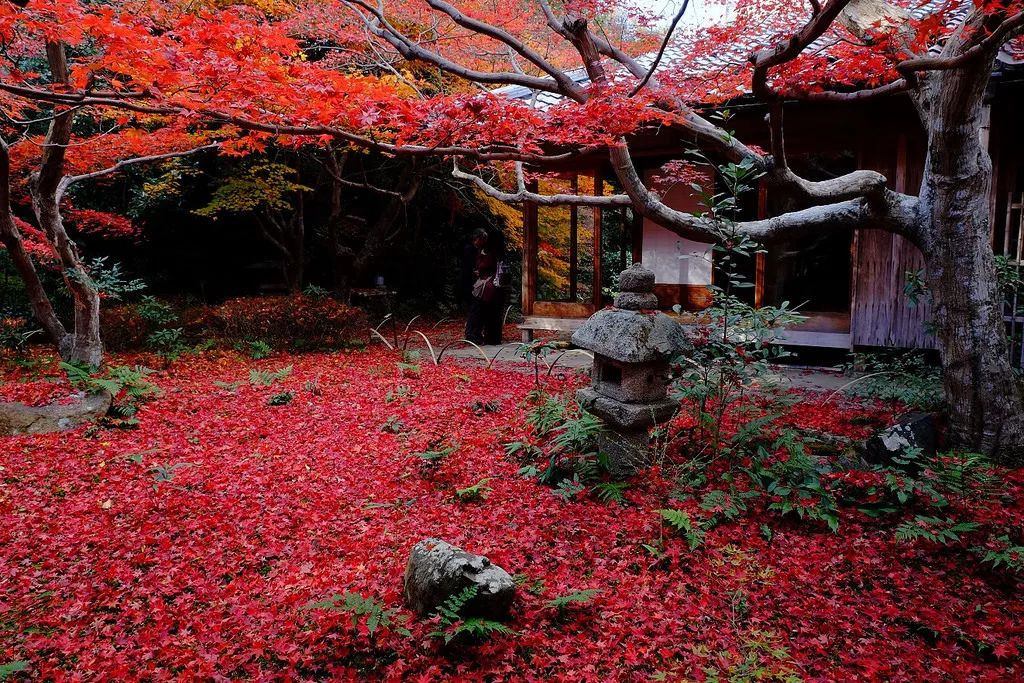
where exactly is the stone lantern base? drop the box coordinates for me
[596,431,652,478]
[576,387,678,476]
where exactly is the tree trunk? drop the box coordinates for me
[917,47,1024,463]
[921,163,1024,462]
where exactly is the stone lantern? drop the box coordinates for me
[571,263,688,475]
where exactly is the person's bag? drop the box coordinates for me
[494,260,512,288]
[472,277,489,299]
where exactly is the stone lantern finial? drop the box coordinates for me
[613,263,658,311]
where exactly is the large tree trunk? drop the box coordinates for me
[917,35,1024,463]
[922,176,1024,461]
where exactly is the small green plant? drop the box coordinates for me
[249,365,293,386]
[429,585,513,645]
[267,391,294,406]
[136,295,177,326]
[658,508,706,550]
[303,591,412,639]
[553,475,586,500]
[413,446,455,464]
[895,516,980,544]
[455,478,492,502]
[380,416,408,434]
[975,535,1024,573]
[62,362,159,405]
[150,462,195,488]
[0,319,39,351]
[147,328,187,361]
[246,340,273,359]
[545,588,600,614]
[840,350,942,411]
[70,256,146,300]
[0,660,29,680]
[591,481,630,505]
[302,283,331,299]
[385,384,416,404]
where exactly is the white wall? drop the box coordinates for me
[641,224,712,285]
[640,170,713,285]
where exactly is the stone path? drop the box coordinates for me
[439,341,855,394]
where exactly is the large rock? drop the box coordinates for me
[403,539,515,620]
[0,391,111,436]
[861,412,938,468]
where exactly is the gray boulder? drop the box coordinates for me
[0,391,111,437]
[861,412,938,468]
[403,539,514,619]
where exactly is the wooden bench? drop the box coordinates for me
[517,316,586,342]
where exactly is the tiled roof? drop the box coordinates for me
[498,0,1018,109]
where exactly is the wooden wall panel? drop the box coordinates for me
[851,117,936,349]
[851,230,936,348]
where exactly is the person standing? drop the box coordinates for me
[464,229,503,344]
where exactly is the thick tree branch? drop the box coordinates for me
[750,0,855,100]
[345,0,573,97]
[606,141,916,244]
[423,0,585,99]
[453,163,632,206]
[58,143,221,201]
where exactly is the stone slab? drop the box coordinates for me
[576,387,678,430]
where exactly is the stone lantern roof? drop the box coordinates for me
[571,263,688,363]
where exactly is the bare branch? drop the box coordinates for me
[345,0,573,96]
[453,163,632,206]
[423,0,585,99]
[629,0,690,96]
[59,143,221,199]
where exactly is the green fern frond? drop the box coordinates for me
[545,588,600,610]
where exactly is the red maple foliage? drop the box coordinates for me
[1,347,1022,680]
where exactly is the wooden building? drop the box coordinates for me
[513,64,1024,355]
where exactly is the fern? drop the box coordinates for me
[551,411,603,455]
[591,481,629,505]
[975,535,1024,573]
[62,361,121,395]
[413,446,454,463]
[455,478,492,502]
[553,475,586,500]
[249,365,293,386]
[895,516,980,544]
[430,585,513,644]
[444,617,513,643]
[525,394,568,437]
[658,508,705,550]
[545,588,600,612]
[302,591,411,638]
[435,584,479,625]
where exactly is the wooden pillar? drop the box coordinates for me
[523,180,538,315]
[569,175,579,301]
[594,173,604,309]
[755,181,767,308]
